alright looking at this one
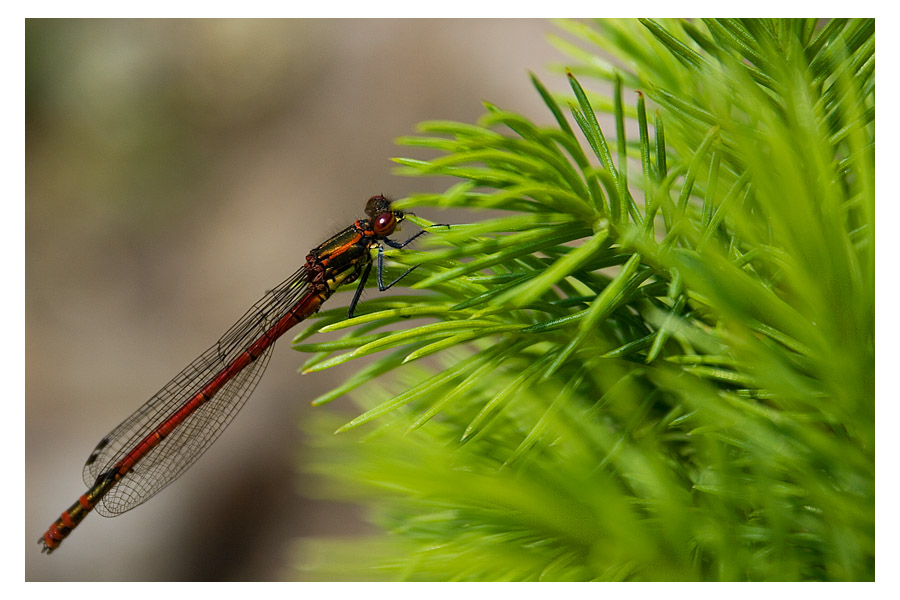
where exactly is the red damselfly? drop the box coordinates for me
[39,195,427,554]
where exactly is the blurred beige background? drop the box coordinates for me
[26,19,568,580]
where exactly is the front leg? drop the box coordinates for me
[382,221,450,250]
[383,229,428,250]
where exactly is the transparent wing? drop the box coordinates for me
[83,265,312,516]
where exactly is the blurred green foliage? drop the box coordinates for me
[290,19,874,581]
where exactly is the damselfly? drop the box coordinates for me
[39,195,426,554]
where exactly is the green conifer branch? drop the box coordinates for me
[290,18,874,582]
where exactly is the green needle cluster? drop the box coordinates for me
[291,19,874,581]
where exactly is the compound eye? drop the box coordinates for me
[365,195,389,218]
[373,212,397,237]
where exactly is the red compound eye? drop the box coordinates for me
[373,212,397,237]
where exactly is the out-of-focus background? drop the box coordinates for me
[26,19,569,580]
